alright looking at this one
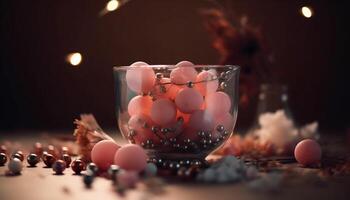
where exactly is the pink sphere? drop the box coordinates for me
[114,144,148,172]
[175,88,203,114]
[205,91,231,117]
[150,99,177,126]
[126,62,155,93]
[117,170,139,188]
[195,71,219,96]
[294,139,322,166]
[188,110,215,132]
[91,140,120,171]
[170,61,197,84]
[128,95,153,116]
[153,78,180,100]
[128,114,159,144]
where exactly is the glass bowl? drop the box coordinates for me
[113,64,240,164]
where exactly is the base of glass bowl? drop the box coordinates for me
[146,150,210,169]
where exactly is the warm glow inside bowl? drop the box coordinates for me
[113,64,240,163]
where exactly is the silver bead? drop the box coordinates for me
[220,82,227,89]
[156,73,163,79]
[169,138,177,143]
[220,72,227,79]
[222,130,229,136]
[216,125,225,132]
[198,131,206,137]
[160,128,169,134]
[151,126,159,133]
[184,138,191,144]
[186,81,194,88]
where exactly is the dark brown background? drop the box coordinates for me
[0,0,348,132]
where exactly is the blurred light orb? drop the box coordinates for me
[301,6,313,18]
[67,53,82,66]
[106,0,119,11]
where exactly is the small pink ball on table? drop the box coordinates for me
[294,139,322,166]
[114,144,148,172]
[128,114,160,144]
[126,61,155,93]
[91,140,120,171]
[170,61,197,85]
[195,71,219,96]
[205,91,231,117]
[117,170,139,188]
[128,95,153,116]
[175,88,203,114]
[150,99,177,126]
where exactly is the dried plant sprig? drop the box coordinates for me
[73,114,114,162]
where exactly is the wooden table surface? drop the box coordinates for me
[1,131,349,200]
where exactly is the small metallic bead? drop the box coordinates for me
[0,153,7,166]
[202,144,208,149]
[169,138,177,143]
[62,154,72,167]
[186,81,194,88]
[43,153,56,167]
[183,145,189,150]
[220,82,227,89]
[184,139,191,144]
[27,153,39,167]
[71,159,85,174]
[207,139,212,145]
[216,124,225,132]
[87,162,99,175]
[151,126,159,133]
[156,73,163,79]
[200,139,207,145]
[52,160,66,174]
[83,174,94,188]
[160,139,169,146]
[11,153,24,162]
[169,162,181,170]
[160,128,169,133]
[222,130,229,136]
[206,132,212,138]
[190,160,202,167]
[197,131,206,137]
[108,165,120,181]
[172,143,180,148]
[220,72,227,79]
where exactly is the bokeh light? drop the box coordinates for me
[67,53,82,66]
[106,0,119,11]
[301,6,313,18]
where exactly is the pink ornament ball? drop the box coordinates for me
[114,144,148,172]
[170,61,197,85]
[128,114,159,144]
[153,78,180,100]
[195,71,219,96]
[175,88,203,114]
[188,110,214,132]
[294,139,322,166]
[126,61,155,93]
[205,91,231,117]
[117,170,139,188]
[128,95,153,116]
[91,140,120,171]
[150,99,177,126]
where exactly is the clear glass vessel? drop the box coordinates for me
[113,65,240,163]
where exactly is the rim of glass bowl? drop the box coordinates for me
[113,65,240,71]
